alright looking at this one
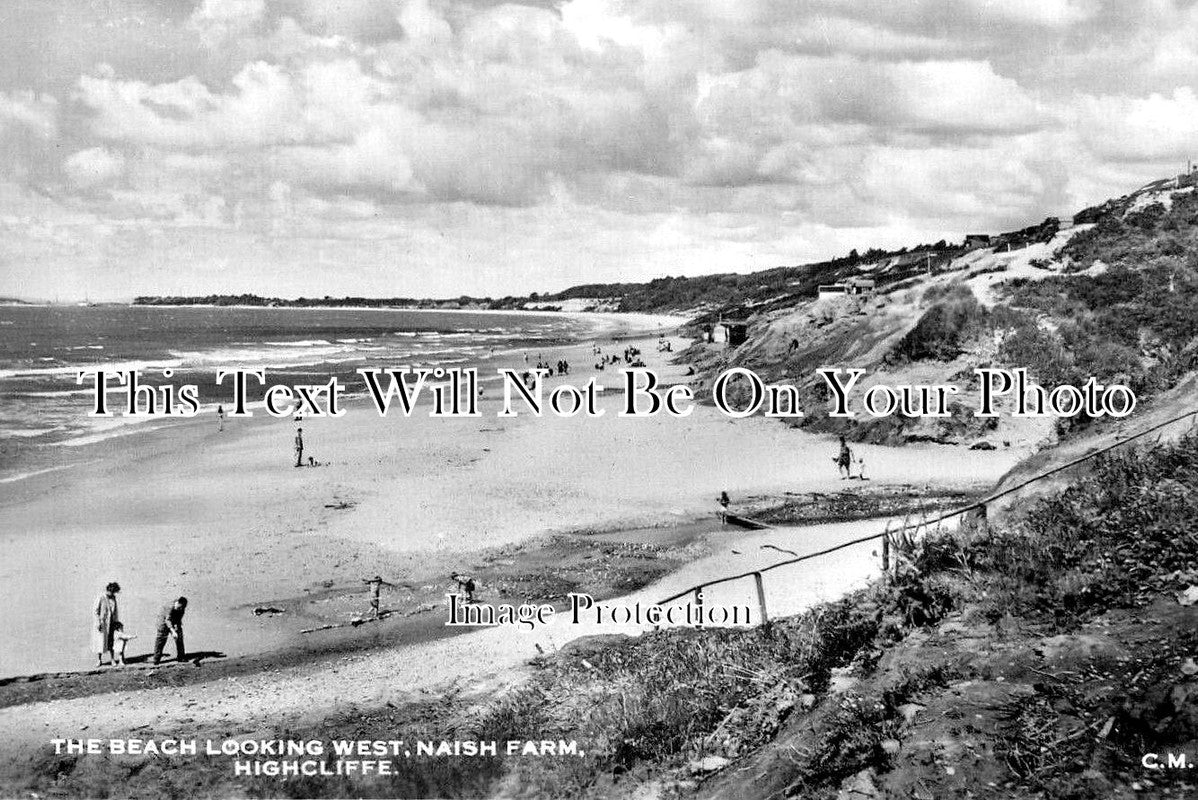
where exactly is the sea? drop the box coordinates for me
[0,304,601,481]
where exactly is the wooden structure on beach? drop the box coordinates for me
[817,277,877,300]
[705,318,750,347]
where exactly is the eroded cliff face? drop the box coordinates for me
[684,281,1054,452]
[683,182,1198,456]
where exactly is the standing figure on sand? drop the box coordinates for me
[362,575,395,619]
[836,435,853,479]
[451,572,477,603]
[92,582,120,667]
[294,427,304,467]
[833,435,868,480]
[152,597,188,665]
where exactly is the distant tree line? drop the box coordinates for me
[137,226,1068,317]
[132,294,530,310]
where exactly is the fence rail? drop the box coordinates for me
[657,407,1198,620]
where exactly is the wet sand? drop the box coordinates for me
[0,312,1030,772]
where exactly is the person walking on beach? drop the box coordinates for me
[92,582,120,667]
[152,597,187,664]
[217,404,225,431]
[717,491,731,524]
[836,435,853,479]
[362,575,395,619]
[294,427,304,468]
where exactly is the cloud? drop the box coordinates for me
[195,0,266,23]
[695,53,1049,139]
[1072,87,1198,163]
[77,61,305,149]
[276,127,420,195]
[63,147,126,187]
[290,0,403,42]
[0,90,60,183]
[0,90,58,139]
[0,0,1195,300]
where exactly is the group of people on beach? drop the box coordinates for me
[835,435,867,480]
[529,355,570,377]
[358,573,478,622]
[591,346,646,370]
[92,583,188,668]
[516,354,575,387]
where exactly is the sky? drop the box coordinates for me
[1,0,1197,301]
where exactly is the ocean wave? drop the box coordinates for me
[0,465,74,484]
[0,425,69,438]
[0,358,185,380]
[60,424,170,448]
[264,339,335,347]
[169,344,355,367]
[18,388,125,398]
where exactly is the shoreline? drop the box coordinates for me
[0,313,1026,776]
[0,384,1022,677]
[0,308,686,483]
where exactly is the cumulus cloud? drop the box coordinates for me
[276,127,420,195]
[1,0,1197,300]
[0,90,58,139]
[77,62,304,149]
[193,0,266,24]
[63,146,126,187]
[1072,87,1198,163]
[290,0,403,42]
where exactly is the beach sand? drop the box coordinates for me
[0,312,1027,767]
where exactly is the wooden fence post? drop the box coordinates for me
[881,522,891,576]
[753,572,768,625]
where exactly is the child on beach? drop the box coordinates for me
[113,623,136,666]
[362,575,395,619]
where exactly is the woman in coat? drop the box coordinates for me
[92,582,120,667]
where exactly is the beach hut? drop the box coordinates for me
[818,279,874,299]
[846,277,876,296]
[714,319,750,347]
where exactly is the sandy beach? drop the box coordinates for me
[0,309,1031,778]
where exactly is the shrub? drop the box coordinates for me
[892,288,986,362]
